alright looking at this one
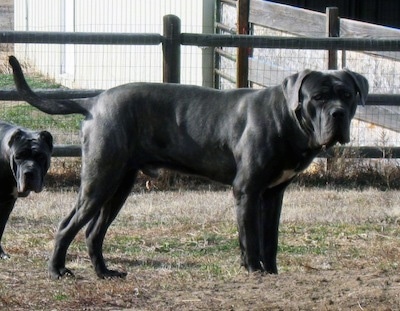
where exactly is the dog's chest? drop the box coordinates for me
[267,152,316,188]
[267,169,297,188]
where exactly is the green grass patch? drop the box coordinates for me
[0,104,83,131]
[105,232,238,258]
[279,222,400,259]
[0,73,83,131]
[53,292,69,302]
[0,73,62,89]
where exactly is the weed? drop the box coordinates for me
[53,292,69,302]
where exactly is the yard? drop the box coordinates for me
[1,1,400,309]
[1,185,399,310]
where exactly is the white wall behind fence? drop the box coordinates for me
[14,0,215,89]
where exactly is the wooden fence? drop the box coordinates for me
[1,7,400,158]
[215,0,400,87]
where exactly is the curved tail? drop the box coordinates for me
[9,56,90,116]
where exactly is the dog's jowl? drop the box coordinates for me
[9,55,368,278]
[0,120,53,259]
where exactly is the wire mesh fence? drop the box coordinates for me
[0,0,400,155]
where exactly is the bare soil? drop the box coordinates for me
[0,187,399,310]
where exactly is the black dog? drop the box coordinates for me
[0,120,53,258]
[9,55,368,278]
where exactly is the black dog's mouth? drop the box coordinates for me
[337,135,350,145]
[15,168,44,195]
[332,126,350,145]
[334,119,351,144]
[318,121,351,148]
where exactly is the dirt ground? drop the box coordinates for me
[0,188,399,310]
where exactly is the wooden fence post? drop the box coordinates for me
[326,7,340,70]
[236,0,250,88]
[326,7,340,173]
[163,14,181,83]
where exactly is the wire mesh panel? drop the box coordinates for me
[1,0,400,154]
[244,1,400,149]
[3,0,214,146]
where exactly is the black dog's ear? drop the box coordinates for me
[8,128,24,148]
[40,130,54,152]
[343,68,369,106]
[282,70,312,111]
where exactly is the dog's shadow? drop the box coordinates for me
[108,256,201,270]
[64,254,201,272]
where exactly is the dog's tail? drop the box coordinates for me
[9,56,90,116]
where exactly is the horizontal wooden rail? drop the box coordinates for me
[50,144,400,159]
[215,47,236,61]
[320,146,400,159]
[182,33,400,51]
[52,144,81,157]
[0,31,162,45]
[215,22,237,34]
[1,31,399,51]
[1,89,399,106]
[214,69,236,84]
[364,94,400,106]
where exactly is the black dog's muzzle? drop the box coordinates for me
[328,106,352,144]
[330,107,347,120]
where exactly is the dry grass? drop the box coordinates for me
[1,185,400,310]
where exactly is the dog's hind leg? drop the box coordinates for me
[48,190,100,279]
[85,170,138,278]
[48,170,129,279]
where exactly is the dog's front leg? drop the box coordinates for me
[258,183,288,274]
[0,196,16,259]
[233,185,263,272]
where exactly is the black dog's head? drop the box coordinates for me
[283,69,369,149]
[7,128,53,197]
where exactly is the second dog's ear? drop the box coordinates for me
[8,128,24,148]
[282,70,312,111]
[40,130,54,152]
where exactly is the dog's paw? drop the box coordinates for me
[0,252,10,260]
[97,269,128,279]
[48,266,75,280]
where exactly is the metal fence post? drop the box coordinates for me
[163,14,181,83]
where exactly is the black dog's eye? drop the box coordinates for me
[15,150,30,160]
[313,93,328,101]
[35,154,45,161]
[341,91,352,99]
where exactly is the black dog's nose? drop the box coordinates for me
[24,171,34,179]
[331,109,346,119]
